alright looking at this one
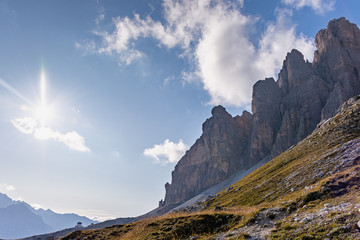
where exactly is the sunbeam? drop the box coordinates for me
[0,78,32,105]
[3,69,90,152]
[33,71,55,127]
[0,70,57,128]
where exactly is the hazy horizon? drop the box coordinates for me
[0,0,359,221]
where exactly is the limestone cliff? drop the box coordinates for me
[250,17,360,162]
[163,106,252,206]
[162,17,360,207]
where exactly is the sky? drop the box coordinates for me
[0,0,359,221]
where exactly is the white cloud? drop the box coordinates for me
[163,75,176,87]
[282,0,336,14]
[11,117,90,152]
[144,139,189,164]
[238,0,245,7]
[0,184,15,192]
[181,71,200,85]
[80,0,316,107]
[93,13,178,65]
[194,7,259,106]
[256,9,315,79]
[120,49,143,65]
[75,39,97,55]
[95,5,105,26]
[11,117,37,134]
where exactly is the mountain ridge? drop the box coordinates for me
[0,193,97,239]
[162,17,360,207]
[21,17,360,240]
[60,87,360,240]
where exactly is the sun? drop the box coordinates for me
[33,104,55,126]
[32,71,55,126]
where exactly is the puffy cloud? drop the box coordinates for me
[0,183,15,192]
[87,13,178,65]
[282,0,336,14]
[238,0,245,7]
[11,117,90,152]
[144,139,189,164]
[256,9,315,79]
[11,117,37,134]
[194,8,260,105]
[80,0,316,107]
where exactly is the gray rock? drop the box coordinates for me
[162,18,360,207]
[163,106,252,205]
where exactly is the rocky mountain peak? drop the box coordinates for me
[251,77,281,114]
[211,105,231,118]
[277,49,312,94]
[234,110,252,127]
[316,17,360,53]
[163,107,252,206]
[314,17,360,66]
[313,17,360,119]
[161,17,360,209]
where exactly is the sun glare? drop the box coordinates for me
[32,71,56,126]
[33,105,55,126]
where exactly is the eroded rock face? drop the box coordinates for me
[162,18,360,207]
[249,78,281,163]
[250,17,360,163]
[314,17,360,120]
[163,106,252,205]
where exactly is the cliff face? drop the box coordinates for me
[255,49,330,160]
[314,17,360,120]
[163,17,360,207]
[163,106,252,205]
[251,17,360,162]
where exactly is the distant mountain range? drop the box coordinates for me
[14,16,360,240]
[0,193,97,239]
[63,94,360,239]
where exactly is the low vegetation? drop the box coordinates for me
[62,212,241,240]
[61,100,360,239]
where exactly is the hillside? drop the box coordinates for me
[31,17,360,240]
[61,96,360,239]
[162,17,360,208]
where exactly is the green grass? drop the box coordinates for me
[205,101,360,209]
[62,212,241,240]
[61,100,360,239]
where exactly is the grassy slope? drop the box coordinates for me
[61,99,360,240]
[206,98,360,209]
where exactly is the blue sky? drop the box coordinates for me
[0,0,359,220]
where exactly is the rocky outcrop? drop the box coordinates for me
[266,50,329,159]
[314,17,360,119]
[249,77,282,162]
[163,106,252,205]
[162,17,360,207]
[249,17,360,163]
